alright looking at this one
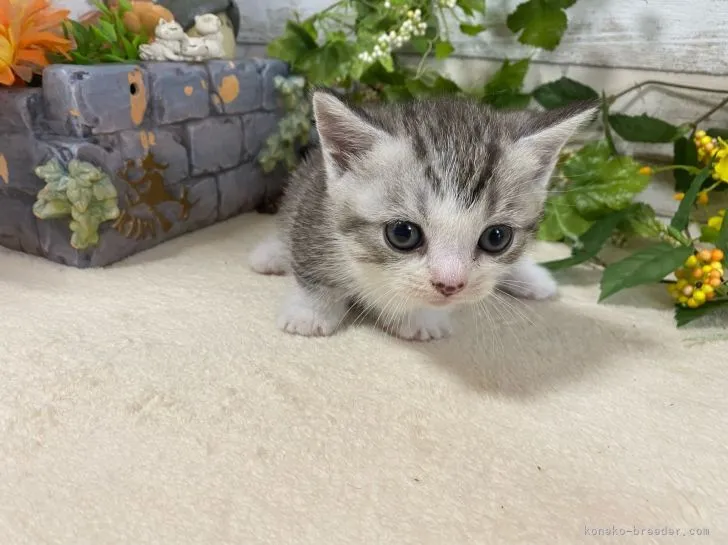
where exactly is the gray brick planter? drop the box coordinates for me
[0,59,288,268]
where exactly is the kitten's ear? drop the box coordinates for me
[517,101,599,157]
[312,90,388,178]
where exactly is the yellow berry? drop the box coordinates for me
[709,268,722,280]
[701,135,713,145]
[675,268,686,279]
[712,249,724,262]
[679,295,688,304]
[685,255,698,268]
[674,192,685,201]
[702,284,714,295]
[639,166,654,176]
[694,290,706,303]
[699,249,713,262]
[682,285,694,296]
[676,279,688,290]
[705,142,716,153]
[695,130,707,139]
[703,265,713,274]
[709,277,722,288]
[710,261,724,272]
[687,298,699,308]
[698,192,709,205]
[708,216,724,230]
[693,267,704,279]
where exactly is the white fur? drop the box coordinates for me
[497,256,558,300]
[387,308,453,341]
[249,236,290,276]
[277,284,348,337]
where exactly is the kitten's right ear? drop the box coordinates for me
[312,90,387,178]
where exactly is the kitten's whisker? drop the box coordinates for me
[490,291,535,327]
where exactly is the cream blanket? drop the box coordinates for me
[1,214,725,544]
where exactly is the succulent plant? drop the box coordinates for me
[33,158,120,250]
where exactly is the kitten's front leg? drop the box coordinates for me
[382,307,453,342]
[278,283,349,337]
[497,256,558,300]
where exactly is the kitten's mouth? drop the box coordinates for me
[426,295,460,307]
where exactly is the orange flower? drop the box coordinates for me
[0,0,72,86]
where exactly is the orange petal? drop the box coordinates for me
[18,30,70,48]
[16,47,47,66]
[31,9,70,32]
[0,65,15,85]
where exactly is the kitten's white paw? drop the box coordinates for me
[498,256,558,300]
[389,308,453,342]
[250,236,289,275]
[277,285,348,337]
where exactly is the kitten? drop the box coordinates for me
[250,90,597,340]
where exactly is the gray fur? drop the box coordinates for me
[251,91,597,340]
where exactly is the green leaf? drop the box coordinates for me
[533,77,598,109]
[542,206,634,270]
[675,300,728,327]
[378,53,395,73]
[670,166,712,231]
[457,0,486,16]
[267,21,319,68]
[482,58,531,109]
[91,0,112,17]
[301,40,356,84]
[599,243,694,302]
[459,23,487,36]
[406,73,461,97]
[608,114,680,143]
[562,141,652,220]
[706,128,728,140]
[617,202,663,239]
[673,136,700,192]
[97,20,118,42]
[410,38,431,54]
[506,0,572,51]
[538,194,591,242]
[435,41,455,59]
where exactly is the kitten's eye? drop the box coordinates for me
[385,221,423,251]
[478,225,513,254]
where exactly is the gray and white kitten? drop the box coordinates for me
[250,90,596,341]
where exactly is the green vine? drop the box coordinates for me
[259,0,728,328]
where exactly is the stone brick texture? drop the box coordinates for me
[0,59,288,268]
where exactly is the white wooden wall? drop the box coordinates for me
[58,0,92,18]
[240,0,728,75]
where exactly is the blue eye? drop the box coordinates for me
[478,225,513,254]
[385,221,423,251]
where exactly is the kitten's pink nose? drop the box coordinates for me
[431,280,467,297]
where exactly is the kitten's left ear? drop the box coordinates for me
[517,101,599,157]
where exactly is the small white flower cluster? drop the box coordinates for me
[438,0,457,7]
[357,7,427,64]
